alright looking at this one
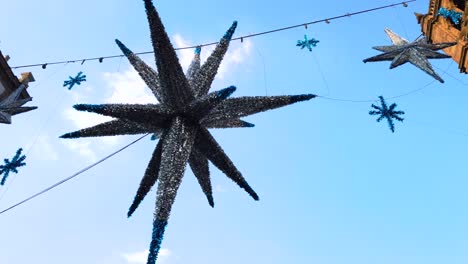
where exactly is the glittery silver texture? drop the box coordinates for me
[363,28,457,83]
[60,0,315,263]
[0,84,37,124]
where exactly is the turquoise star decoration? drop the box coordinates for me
[60,0,315,263]
[63,71,87,90]
[438,7,463,25]
[0,148,26,186]
[296,34,319,51]
[369,96,405,133]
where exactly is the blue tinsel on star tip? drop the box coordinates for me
[217,86,236,98]
[243,121,255,128]
[73,104,102,112]
[59,132,78,139]
[115,39,132,55]
[147,218,169,264]
[223,21,238,40]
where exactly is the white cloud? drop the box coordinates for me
[173,34,253,79]
[32,136,58,161]
[103,70,157,104]
[123,249,171,264]
[214,184,226,193]
[218,38,252,79]
[173,34,198,72]
[62,141,97,163]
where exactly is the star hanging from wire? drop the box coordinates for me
[60,1,315,264]
[0,84,37,124]
[0,148,26,186]
[296,34,319,52]
[369,96,404,133]
[63,71,87,90]
[363,28,457,83]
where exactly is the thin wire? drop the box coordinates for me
[254,46,268,96]
[434,65,468,86]
[392,5,410,40]
[117,56,123,72]
[11,0,415,70]
[311,52,330,96]
[25,63,71,156]
[0,133,150,216]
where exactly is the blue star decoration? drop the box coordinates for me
[369,96,405,133]
[63,71,87,90]
[438,7,463,25]
[0,148,26,186]
[296,34,319,52]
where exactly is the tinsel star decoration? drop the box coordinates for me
[363,28,457,83]
[60,1,315,264]
[63,71,87,90]
[0,148,26,186]
[438,7,463,25]
[296,34,319,52]
[0,84,37,124]
[369,96,404,133]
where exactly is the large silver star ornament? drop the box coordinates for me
[0,84,37,124]
[363,28,457,83]
[60,0,315,263]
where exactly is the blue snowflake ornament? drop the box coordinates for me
[0,148,26,186]
[438,7,463,25]
[296,35,319,52]
[369,96,405,133]
[63,71,87,90]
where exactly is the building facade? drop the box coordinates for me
[416,0,468,73]
[0,50,34,101]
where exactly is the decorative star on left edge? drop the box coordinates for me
[59,1,316,264]
[363,28,457,83]
[0,148,26,186]
[0,84,37,124]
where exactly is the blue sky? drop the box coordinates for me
[1,0,468,263]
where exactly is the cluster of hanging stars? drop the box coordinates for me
[0,148,26,186]
[63,71,87,90]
